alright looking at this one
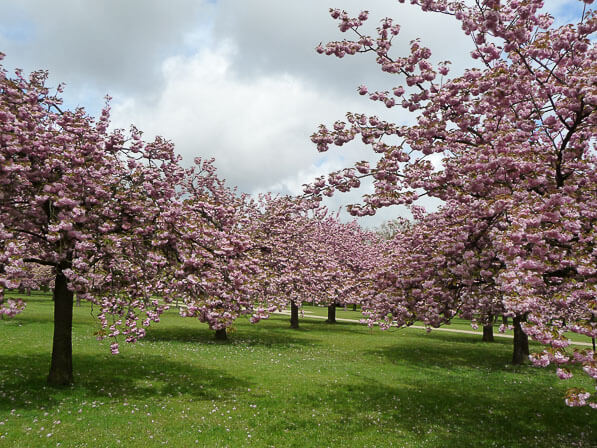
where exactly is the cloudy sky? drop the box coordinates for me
[0,0,585,227]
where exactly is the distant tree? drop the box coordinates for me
[317,217,386,323]
[171,158,261,341]
[375,218,412,240]
[247,195,333,329]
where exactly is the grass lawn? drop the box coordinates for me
[301,304,595,346]
[1,294,595,447]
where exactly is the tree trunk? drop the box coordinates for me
[502,315,508,326]
[591,313,596,352]
[327,304,336,324]
[47,270,74,386]
[214,328,227,341]
[482,324,494,342]
[512,315,529,365]
[290,301,299,329]
[352,304,357,311]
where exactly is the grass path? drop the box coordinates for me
[275,310,595,347]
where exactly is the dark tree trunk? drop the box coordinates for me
[482,324,494,342]
[47,270,74,386]
[591,313,595,352]
[214,328,227,341]
[512,315,529,365]
[592,315,596,351]
[290,301,299,329]
[352,304,357,311]
[502,315,508,326]
[327,304,337,323]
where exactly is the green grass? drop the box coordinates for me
[1,294,595,447]
[303,304,595,345]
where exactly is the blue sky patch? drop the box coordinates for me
[0,4,35,43]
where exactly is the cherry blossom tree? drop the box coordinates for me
[21,264,55,293]
[308,1,596,406]
[315,216,386,323]
[169,158,262,341]
[246,197,386,328]
[375,217,412,241]
[0,55,185,385]
[365,202,522,354]
[246,195,335,329]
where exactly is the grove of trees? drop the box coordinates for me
[307,0,596,407]
[1,0,596,408]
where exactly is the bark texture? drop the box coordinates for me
[290,301,299,329]
[215,328,227,341]
[327,304,337,323]
[482,324,495,342]
[512,315,530,365]
[47,270,74,386]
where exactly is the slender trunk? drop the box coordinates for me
[502,315,508,326]
[512,315,529,365]
[290,301,299,329]
[591,313,596,352]
[214,328,227,341]
[352,304,357,311]
[47,270,74,386]
[327,304,336,324]
[482,324,494,342]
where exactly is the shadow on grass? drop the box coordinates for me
[369,330,556,374]
[144,326,317,348]
[143,317,321,349]
[305,378,596,447]
[0,352,251,413]
[367,331,519,371]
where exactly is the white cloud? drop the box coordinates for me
[0,0,212,101]
[211,0,477,93]
[111,42,376,196]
